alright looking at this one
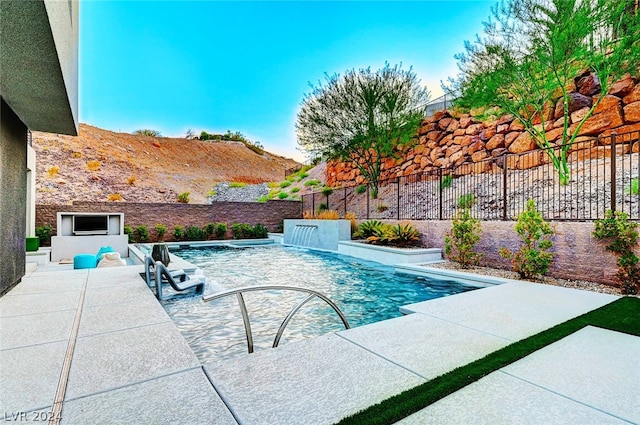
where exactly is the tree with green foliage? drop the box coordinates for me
[445,195,483,268]
[297,63,430,198]
[447,0,640,185]
[133,129,161,137]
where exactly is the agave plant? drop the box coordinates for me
[353,220,386,239]
[387,224,421,247]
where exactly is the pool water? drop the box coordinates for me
[162,245,477,362]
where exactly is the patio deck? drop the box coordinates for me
[1,263,633,424]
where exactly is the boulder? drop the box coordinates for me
[459,116,473,129]
[574,107,624,136]
[453,128,466,136]
[433,157,450,168]
[545,127,564,142]
[486,134,505,150]
[430,146,444,161]
[609,74,635,97]
[471,150,489,162]
[594,94,622,115]
[570,107,591,124]
[505,131,521,148]
[446,119,460,132]
[623,84,640,104]
[465,123,484,135]
[445,145,462,158]
[509,132,536,153]
[419,156,432,168]
[624,101,640,123]
[449,149,466,165]
[568,92,593,113]
[509,119,525,131]
[480,127,497,141]
[454,135,474,146]
[491,148,508,158]
[601,122,640,138]
[441,134,454,146]
[577,73,601,96]
[438,117,453,130]
[496,123,510,134]
[427,131,444,141]
[468,140,486,155]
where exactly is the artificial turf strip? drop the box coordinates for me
[336,296,640,425]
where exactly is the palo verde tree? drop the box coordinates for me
[296,63,430,198]
[447,0,640,185]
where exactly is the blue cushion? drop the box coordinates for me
[95,246,115,265]
[74,254,97,269]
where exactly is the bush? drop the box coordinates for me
[445,207,483,268]
[290,187,300,193]
[277,192,289,199]
[47,166,59,178]
[345,212,358,235]
[35,225,52,246]
[304,179,321,186]
[279,180,292,188]
[185,225,206,241]
[253,224,269,238]
[215,222,228,239]
[177,192,190,203]
[173,225,184,241]
[298,172,309,180]
[457,193,476,209]
[366,223,421,247]
[321,187,334,197]
[230,182,247,188]
[232,223,254,239]
[124,225,135,243]
[354,220,386,239]
[127,176,136,185]
[304,210,340,220]
[441,174,453,189]
[499,200,554,280]
[133,129,161,137]
[267,182,280,188]
[155,224,167,241]
[593,210,640,295]
[108,193,123,201]
[204,223,217,237]
[626,178,639,195]
[355,185,367,195]
[87,160,101,171]
[136,225,150,243]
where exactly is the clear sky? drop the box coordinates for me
[80,0,495,161]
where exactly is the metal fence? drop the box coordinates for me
[301,130,640,221]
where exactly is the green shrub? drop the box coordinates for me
[136,225,150,243]
[353,220,386,239]
[204,223,217,237]
[441,174,453,189]
[279,180,292,188]
[253,224,269,238]
[366,223,421,247]
[229,182,247,188]
[173,225,184,241]
[457,193,476,209]
[184,225,206,241]
[35,225,52,246]
[499,200,554,280]
[177,192,190,204]
[593,210,640,295]
[124,225,135,243]
[155,224,167,241]
[355,185,367,195]
[304,179,321,186]
[231,223,254,239]
[278,192,289,199]
[257,195,269,203]
[321,186,334,197]
[318,202,328,211]
[625,178,639,195]
[267,182,280,188]
[215,222,228,239]
[445,207,483,268]
[298,172,309,180]
[290,187,300,193]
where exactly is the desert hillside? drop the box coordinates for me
[34,124,300,204]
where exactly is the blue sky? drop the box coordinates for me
[80,1,494,161]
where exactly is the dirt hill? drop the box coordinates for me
[34,124,300,204]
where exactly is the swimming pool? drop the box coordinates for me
[162,245,477,362]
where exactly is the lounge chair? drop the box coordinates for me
[143,255,187,287]
[144,255,205,300]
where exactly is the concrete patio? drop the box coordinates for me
[1,262,635,424]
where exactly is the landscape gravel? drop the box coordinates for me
[208,182,270,203]
[428,261,622,296]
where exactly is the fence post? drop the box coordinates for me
[344,187,347,218]
[397,178,401,220]
[312,192,315,213]
[611,133,617,213]
[502,155,508,220]
[438,168,443,221]
[366,185,370,220]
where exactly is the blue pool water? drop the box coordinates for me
[162,245,477,362]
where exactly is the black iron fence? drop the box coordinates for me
[301,130,640,221]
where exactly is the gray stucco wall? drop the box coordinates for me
[0,99,27,295]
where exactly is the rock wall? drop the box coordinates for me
[36,200,302,242]
[327,73,640,187]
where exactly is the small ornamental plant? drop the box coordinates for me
[593,210,640,295]
[136,225,150,243]
[444,204,483,269]
[500,199,554,280]
[177,192,190,204]
[155,224,167,241]
[124,225,135,243]
[173,225,184,241]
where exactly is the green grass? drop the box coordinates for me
[337,297,640,425]
[279,180,292,188]
[229,182,247,188]
[305,179,321,187]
